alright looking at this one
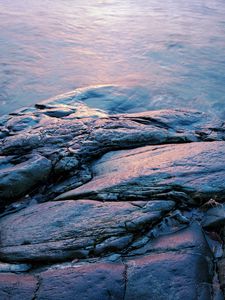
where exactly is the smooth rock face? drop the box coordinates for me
[0,262,31,273]
[0,273,37,300]
[125,253,212,300]
[0,154,52,204]
[36,263,125,300]
[57,141,225,203]
[128,222,212,258]
[202,204,225,229]
[0,200,174,262]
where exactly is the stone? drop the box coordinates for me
[0,262,31,273]
[0,273,37,300]
[0,200,175,262]
[36,263,125,300]
[128,222,212,258]
[0,104,224,205]
[6,115,40,132]
[125,252,212,300]
[202,204,225,229]
[218,259,225,296]
[0,154,52,204]
[56,141,225,204]
[1,94,225,298]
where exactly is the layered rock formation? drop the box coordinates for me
[0,90,225,299]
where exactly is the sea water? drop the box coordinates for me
[0,0,225,116]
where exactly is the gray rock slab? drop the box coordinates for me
[1,106,224,205]
[0,154,52,204]
[36,263,125,300]
[0,273,37,300]
[0,200,175,262]
[202,204,225,229]
[0,262,31,273]
[125,252,212,300]
[57,141,225,204]
[128,222,212,258]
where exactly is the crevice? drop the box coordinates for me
[121,259,128,300]
[211,257,224,300]
[32,275,41,300]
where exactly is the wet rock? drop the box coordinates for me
[202,204,225,229]
[57,141,225,204]
[54,156,79,174]
[0,273,37,300]
[0,154,52,204]
[0,262,31,273]
[1,95,225,298]
[0,200,175,262]
[128,222,212,258]
[35,98,107,119]
[36,263,125,300]
[0,103,224,205]
[125,252,212,300]
[6,115,40,132]
[218,259,225,296]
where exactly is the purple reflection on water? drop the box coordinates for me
[0,0,225,116]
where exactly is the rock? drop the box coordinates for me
[125,252,212,300]
[36,263,125,300]
[6,115,40,132]
[202,204,225,229]
[1,95,225,298]
[0,273,37,300]
[0,262,31,273]
[218,259,225,296]
[56,141,225,204]
[0,154,52,204]
[54,156,79,174]
[128,222,212,258]
[0,200,175,262]
[35,98,107,119]
[0,104,224,205]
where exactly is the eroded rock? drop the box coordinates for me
[0,273,37,300]
[36,263,125,300]
[57,141,225,204]
[1,92,225,298]
[125,252,212,300]
[0,200,175,262]
[0,154,52,205]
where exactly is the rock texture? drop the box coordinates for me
[56,141,225,203]
[0,200,174,262]
[0,89,225,299]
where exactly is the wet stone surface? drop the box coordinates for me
[0,91,225,299]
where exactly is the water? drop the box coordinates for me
[0,0,225,116]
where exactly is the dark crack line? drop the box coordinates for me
[32,275,41,300]
[122,260,128,300]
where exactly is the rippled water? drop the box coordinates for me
[0,0,225,116]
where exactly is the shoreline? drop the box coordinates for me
[0,93,225,299]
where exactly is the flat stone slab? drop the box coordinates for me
[57,141,225,204]
[0,200,174,262]
[36,263,125,300]
[0,154,52,205]
[125,252,212,300]
[202,204,225,229]
[0,273,37,300]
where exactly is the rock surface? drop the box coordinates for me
[0,90,225,299]
[0,200,174,262]
[56,141,225,203]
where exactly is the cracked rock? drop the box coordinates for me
[0,200,174,262]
